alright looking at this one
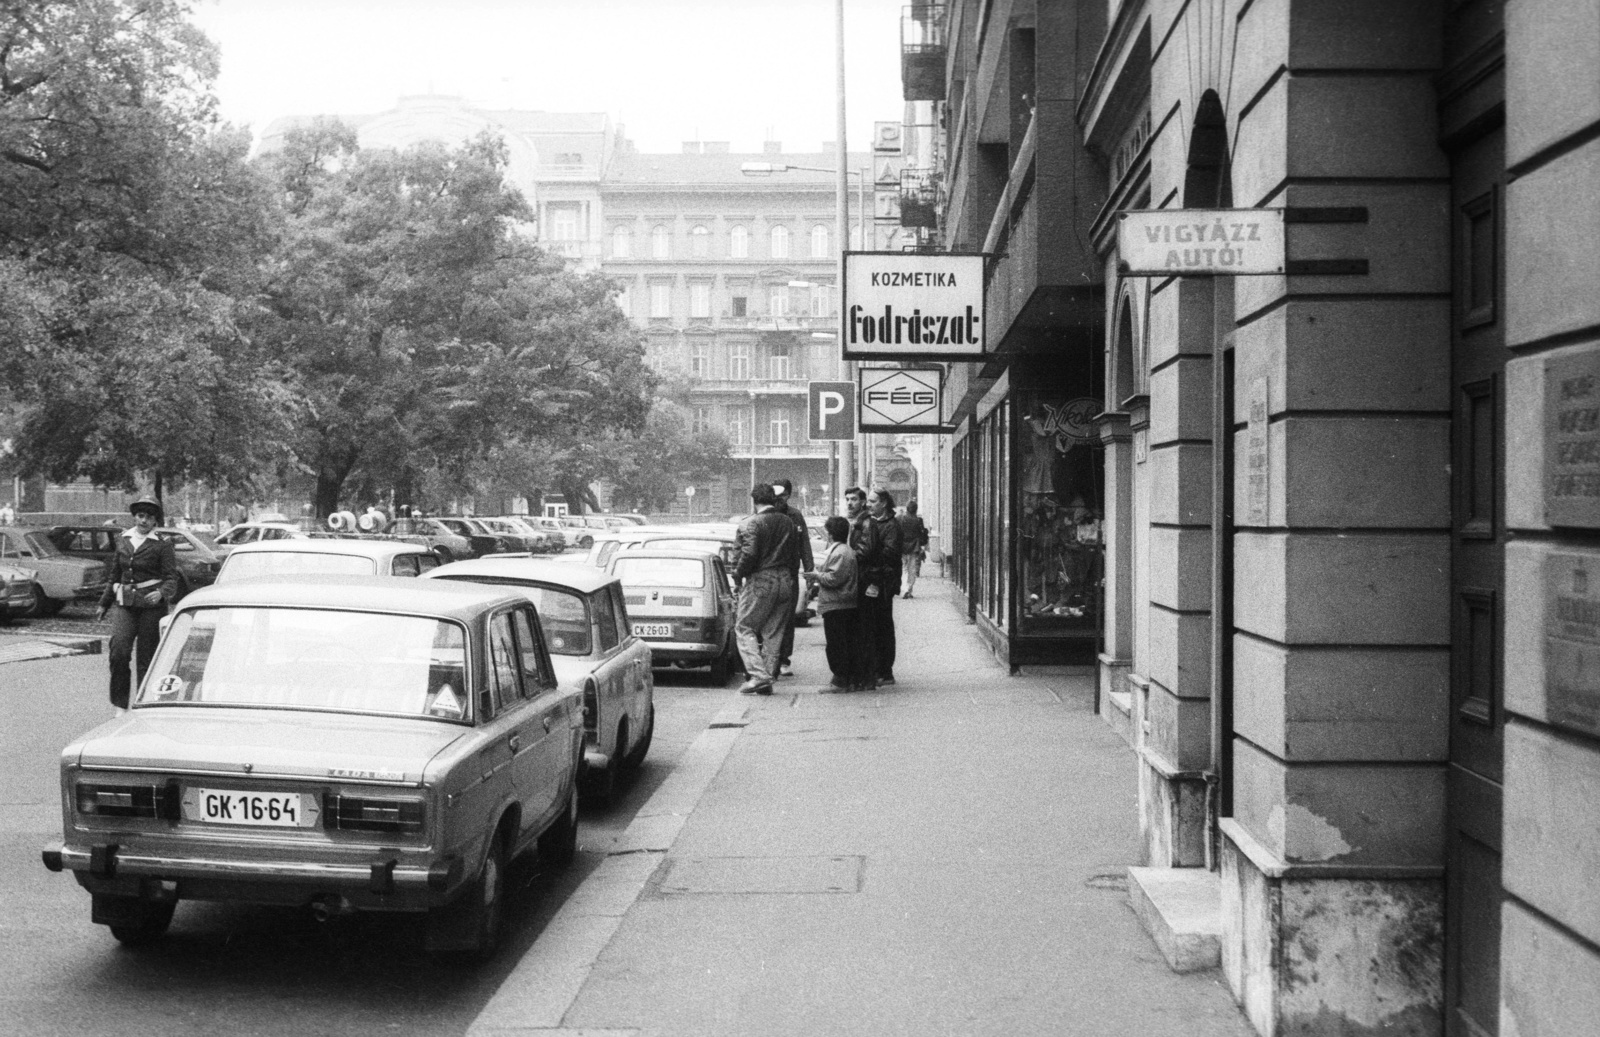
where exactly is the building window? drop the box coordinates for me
[651,225,671,259]
[548,203,581,241]
[769,341,791,380]
[729,343,750,380]
[612,225,631,258]
[692,406,712,434]
[727,406,751,445]
[769,409,791,446]
[849,225,863,250]
[770,225,789,259]
[730,225,749,258]
[809,287,827,318]
[689,282,711,319]
[769,285,790,317]
[689,341,709,378]
[616,283,632,316]
[691,225,710,258]
[650,283,671,318]
[731,295,747,317]
[811,224,829,258]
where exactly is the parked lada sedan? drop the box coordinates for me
[41,576,584,959]
[607,549,741,684]
[426,558,654,804]
[216,538,441,581]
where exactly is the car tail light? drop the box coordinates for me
[76,781,179,819]
[662,595,695,607]
[322,794,424,834]
[624,595,645,606]
[78,564,105,588]
[583,685,597,733]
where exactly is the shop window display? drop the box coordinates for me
[1017,393,1103,635]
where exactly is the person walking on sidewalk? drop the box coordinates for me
[772,477,814,678]
[732,483,799,695]
[804,515,864,691]
[97,495,179,709]
[865,488,904,684]
[896,500,929,598]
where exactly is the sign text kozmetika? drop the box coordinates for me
[842,252,987,360]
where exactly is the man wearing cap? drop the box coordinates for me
[771,478,814,677]
[97,496,179,709]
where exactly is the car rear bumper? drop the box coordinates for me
[43,840,459,911]
[643,641,721,663]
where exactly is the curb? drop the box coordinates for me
[465,701,750,1036]
[0,634,103,665]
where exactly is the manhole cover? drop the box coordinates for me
[660,855,863,895]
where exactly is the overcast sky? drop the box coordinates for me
[190,0,909,155]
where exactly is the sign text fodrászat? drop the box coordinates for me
[842,252,986,360]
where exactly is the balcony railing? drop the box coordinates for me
[901,4,947,101]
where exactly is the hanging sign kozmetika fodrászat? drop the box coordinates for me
[842,252,987,360]
[1116,209,1286,276]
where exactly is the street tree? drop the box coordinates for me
[0,0,296,494]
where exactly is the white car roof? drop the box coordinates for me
[224,538,431,560]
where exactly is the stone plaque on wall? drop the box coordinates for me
[1543,551,1600,737]
[1245,377,1269,525]
[1545,351,1600,526]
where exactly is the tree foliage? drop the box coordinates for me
[0,0,295,491]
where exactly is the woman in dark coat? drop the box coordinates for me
[97,495,179,709]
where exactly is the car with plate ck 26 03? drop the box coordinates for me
[40,575,583,960]
[607,549,741,685]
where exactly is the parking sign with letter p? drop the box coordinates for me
[808,381,855,441]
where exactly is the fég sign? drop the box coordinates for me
[842,252,987,360]
[858,367,946,433]
[1116,209,1286,276]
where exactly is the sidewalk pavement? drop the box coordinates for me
[471,574,1253,1037]
[0,631,102,665]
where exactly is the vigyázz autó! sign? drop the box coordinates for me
[1116,209,1286,276]
[842,252,987,360]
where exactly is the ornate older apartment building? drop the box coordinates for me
[598,143,870,516]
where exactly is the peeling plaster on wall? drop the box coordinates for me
[1286,803,1355,862]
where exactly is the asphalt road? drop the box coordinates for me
[0,647,735,1037]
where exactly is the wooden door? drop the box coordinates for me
[1442,13,1506,1032]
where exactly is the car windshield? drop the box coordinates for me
[137,607,471,720]
[215,527,254,545]
[432,576,592,655]
[220,552,377,581]
[612,556,705,589]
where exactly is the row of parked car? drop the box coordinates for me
[36,513,807,959]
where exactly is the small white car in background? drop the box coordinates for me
[216,539,442,582]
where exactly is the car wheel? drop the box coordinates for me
[578,535,594,549]
[708,644,732,686]
[433,546,454,564]
[105,897,176,946]
[583,718,624,806]
[625,705,654,770]
[538,772,579,869]
[460,830,507,962]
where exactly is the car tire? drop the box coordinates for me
[459,830,506,962]
[578,535,594,550]
[433,546,454,564]
[583,718,624,806]
[708,644,732,686]
[107,898,176,946]
[538,772,579,869]
[624,705,654,769]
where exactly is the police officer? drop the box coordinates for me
[97,495,179,709]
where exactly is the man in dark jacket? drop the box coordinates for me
[733,484,798,694]
[896,500,930,598]
[772,477,815,677]
[865,487,904,683]
[97,495,179,709]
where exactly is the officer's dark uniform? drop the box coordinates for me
[100,496,179,708]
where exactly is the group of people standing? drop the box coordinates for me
[731,480,928,695]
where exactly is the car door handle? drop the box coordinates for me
[508,734,521,752]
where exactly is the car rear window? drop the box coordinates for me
[431,576,592,656]
[612,557,706,588]
[138,607,472,720]
[219,552,377,581]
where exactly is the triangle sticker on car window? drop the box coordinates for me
[428,685,464,719]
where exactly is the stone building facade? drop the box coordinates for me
[599,144,868,516]
[916,0,1599,1033]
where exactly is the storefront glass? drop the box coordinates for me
[1015,391,1103,637]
